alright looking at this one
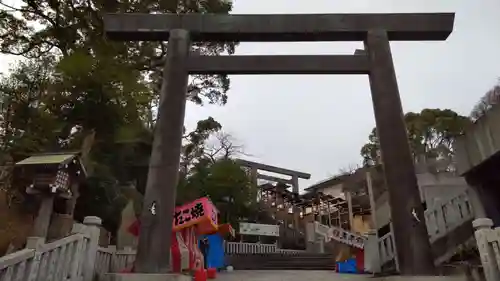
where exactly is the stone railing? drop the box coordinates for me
[0,219,303,281]
[377,229,397,265]
[367,188,475,272]
[0,216,102,281]
[95,246,136,279]
[425,189,474,243]
[473,218,500,281]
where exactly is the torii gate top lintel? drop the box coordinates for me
[236,158,311,180]
[103,13,455,42]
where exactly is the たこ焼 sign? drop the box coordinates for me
[173,197,218,234]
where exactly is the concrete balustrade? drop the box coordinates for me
[0,216,102,281]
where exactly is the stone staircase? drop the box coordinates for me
[226,253,337,270]
[308,187,476,273]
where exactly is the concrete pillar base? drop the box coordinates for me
[104,273,191,281]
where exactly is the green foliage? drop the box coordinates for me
[181,117,222,175]
[0,0,237,106]
[178,158,258,227]
[0,0,239,236]
[470,80,500,121]
[0,57,61,157]
[74,170,129,232]
[360,108,471,166]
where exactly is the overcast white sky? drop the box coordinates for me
[1,0,500,190]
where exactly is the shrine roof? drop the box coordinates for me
[15,152,88,178]
[15,152,80,166]
[304,173,351,192]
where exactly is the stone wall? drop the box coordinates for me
[0,190,34,256]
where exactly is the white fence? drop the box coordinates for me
[223,242,303,255]
[0,216,101,281]
[473,218,500,281]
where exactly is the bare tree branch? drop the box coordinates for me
[337,163,361,176]
[204,131,249,162]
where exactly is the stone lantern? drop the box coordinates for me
[15,152,87,240]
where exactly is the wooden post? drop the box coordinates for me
[66,182,80,216]
[365,29,435,275]
[250,167,258,185]
[366,170,378,229]
[327,200,332,226]
[134,29,191,273]
[291,175,299,194]
[33,195,55,238]
[291,175,300,232]
[346,191,354,231]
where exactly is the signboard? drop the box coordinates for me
[239,222,280,237]
[173,197,218,234]
[314,222,365,249]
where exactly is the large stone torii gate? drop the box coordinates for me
[103,13,455,276]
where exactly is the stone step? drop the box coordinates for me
[227,254,338,270]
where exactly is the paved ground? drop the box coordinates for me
[215,270,373,281]
[214,271,469,280]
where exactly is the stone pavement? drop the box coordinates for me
[214,270,468,281]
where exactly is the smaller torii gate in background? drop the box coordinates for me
[103,12,455,276]
[235,158,311,194]
[235,158,311,235]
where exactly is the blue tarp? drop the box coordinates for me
[199,234,225,269]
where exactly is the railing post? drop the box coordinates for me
[82,216,102,281]
[317,236,325,253]
[305,222,316,252]
[25,237,45,281]
[107,245,117,273]
[388,222,400,272]
[364,230,381,274]
[25,237,45,249]
[473,218,500,281]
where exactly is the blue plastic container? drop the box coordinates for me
[199,234,225,269]
[336,258,358,273]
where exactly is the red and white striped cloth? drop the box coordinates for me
[127,220,204,273]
